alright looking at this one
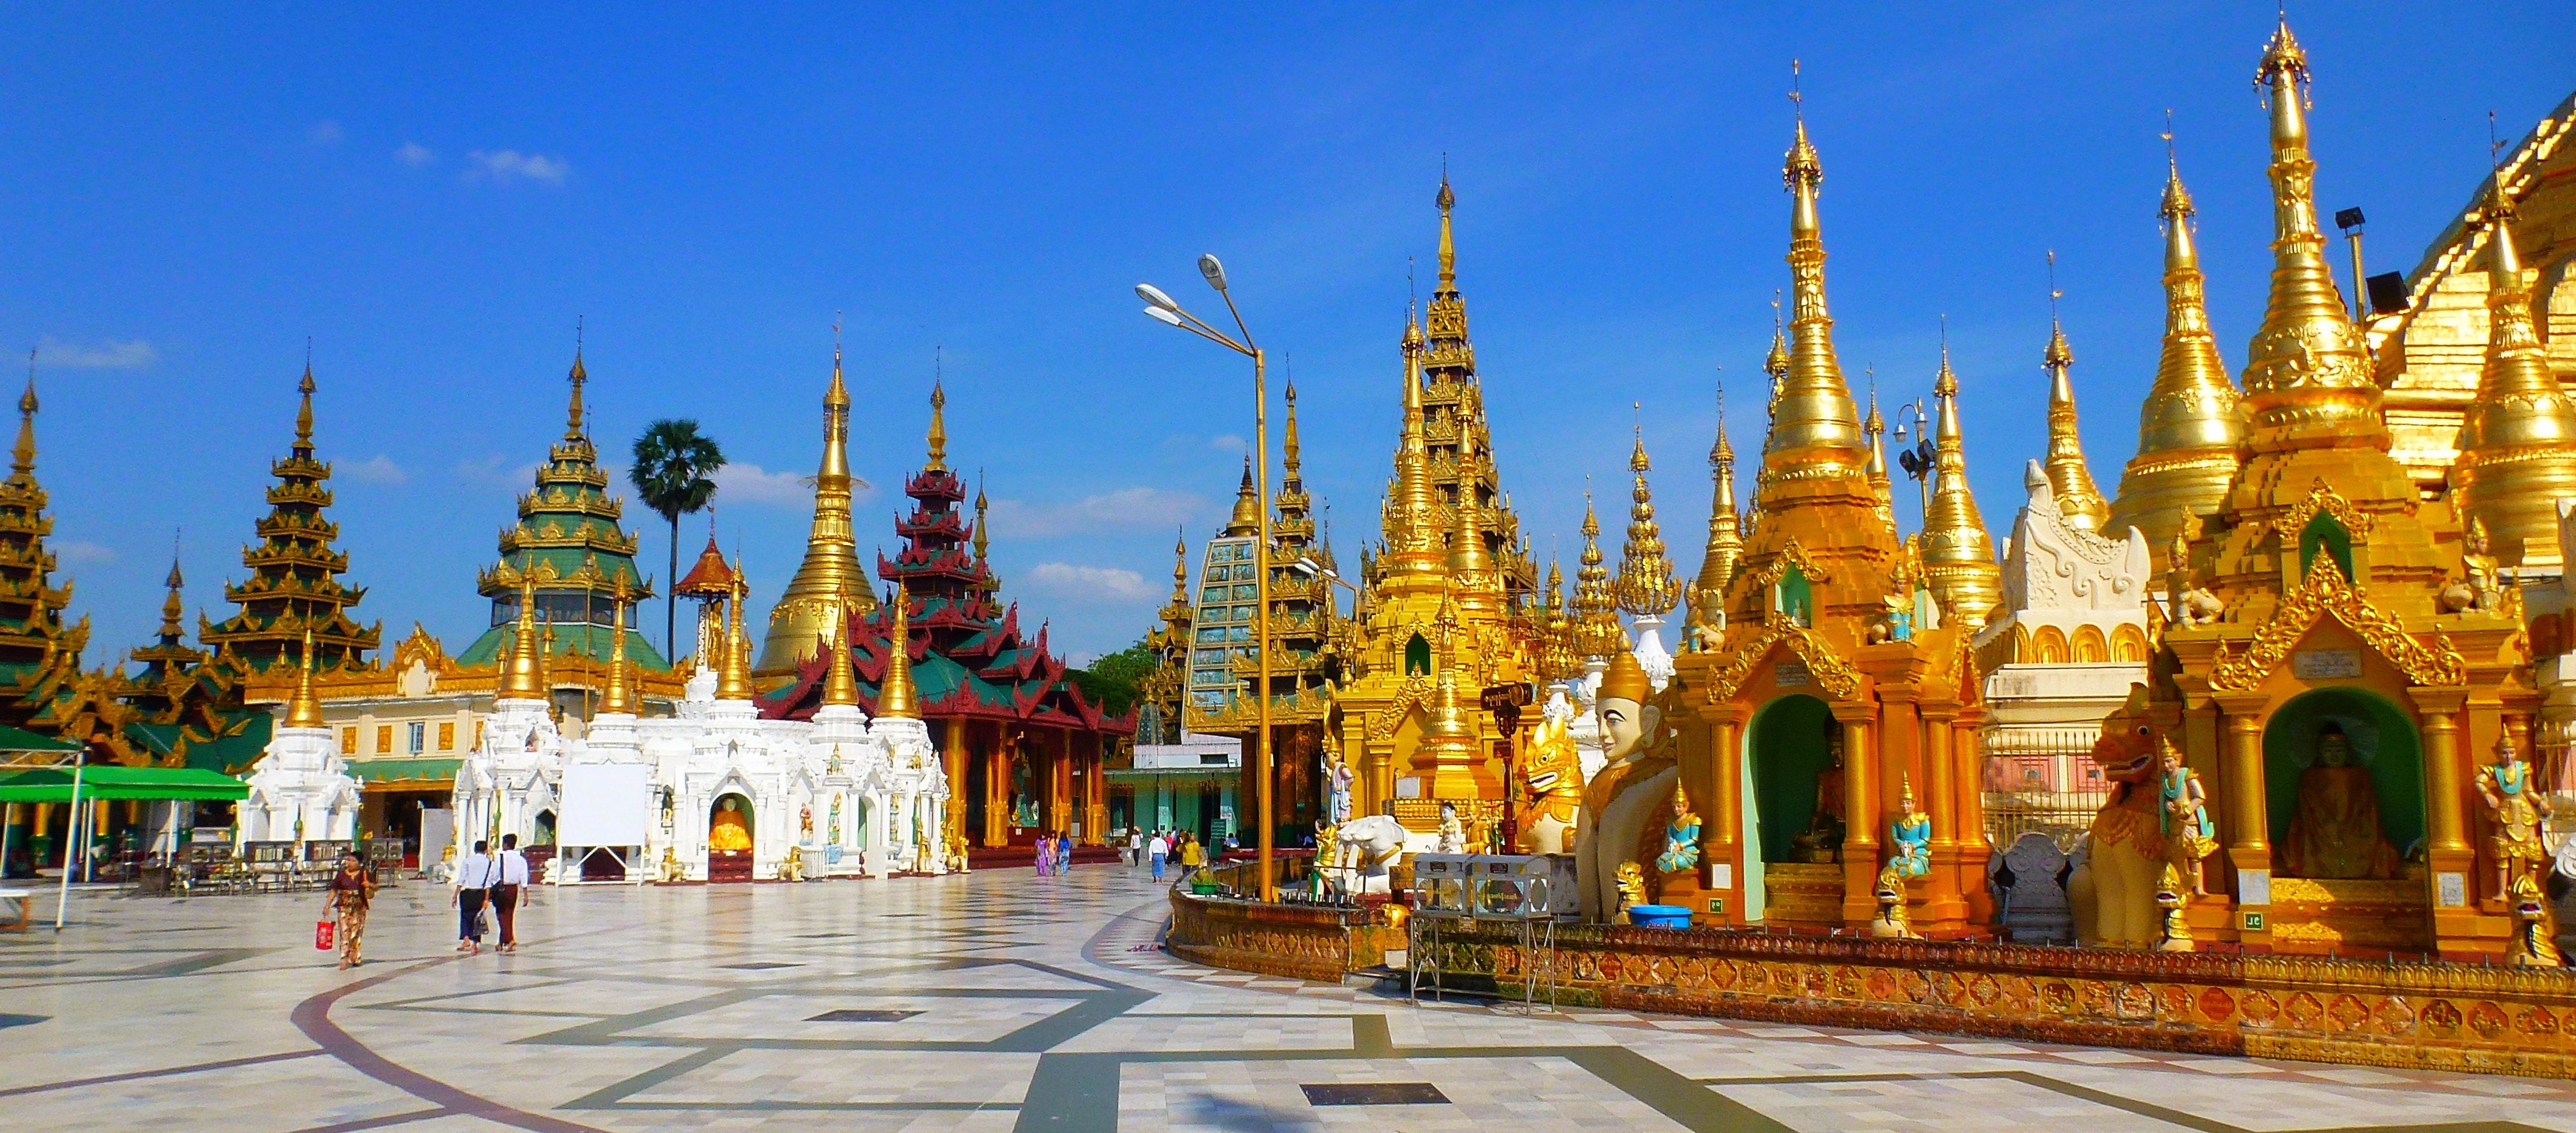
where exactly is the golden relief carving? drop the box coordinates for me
[1739,536,1834,593]
[1361,675,1437,743]
[2206,555,2465,692]
[1703,610,1863,703]
[2267,478,2379,543]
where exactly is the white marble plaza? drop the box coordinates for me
[6,867,2576,1132]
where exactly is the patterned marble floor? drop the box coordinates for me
[5,865,2575,1132]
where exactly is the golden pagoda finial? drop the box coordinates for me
[1697,378,1742,625]
[564,324,587,441]
[284,629,326,729]
[1765,62,1868,496]
[293,346,317,451]
[716,568,754,701]
[1281,378,1302,477]
[1445,476,1498,610]
[600,581,635,714]
[1572,493,1626,657]
[1383,304,1444,574]
[157,542,186,640]
[1863,373,1894,530]
[925,376,949,472]
[876,580,920,719]
[2450,120,2576,568]
[1169,529,1190,597]
[1919,340,2003,629]
[820,589,861,708]
[754,332,877,674]
[498,568,546,701]
[2040,252,2111,533]
[1614,420,1680,617]
[1225,455,1261,536]
[10,351,35,478]
[2108,118,2243,569]
[2240,12,2380,445]
[1435,166,1457,290]
[972,474,995,592]
[1763,292,1789,386]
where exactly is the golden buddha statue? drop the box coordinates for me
[2278,723,2398,880]
[1789,729,1847,863]
[708,797,754,853]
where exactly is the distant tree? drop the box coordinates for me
[629,419,725,658]
[1071,636,1157,719]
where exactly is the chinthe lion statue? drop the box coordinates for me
[2066,685,2168,948]
[1518,709,1585,855]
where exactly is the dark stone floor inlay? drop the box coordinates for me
[1301,1082,1448,1106]
[807,1008,927,1023]
[719,961,802,970]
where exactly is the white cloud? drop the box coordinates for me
[53,540,114,568]
[986,487,1201,539]
[711,462,811,507]
[465,149,570,186]
[36,338,156,369]
[1022,563,1157,603]
[308,120,344,146]
[453,454,541,488]
[1208,434,1244,452]
[343,454,405,484]
[395,141,435,166]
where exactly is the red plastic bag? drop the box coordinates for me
[314,919,335,951]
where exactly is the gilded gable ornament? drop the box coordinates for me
[1703,609,1862,703]
[2268,478,2376,543]
[2206,555,2465,692]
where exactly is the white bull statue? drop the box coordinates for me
[1321,814,1418,896]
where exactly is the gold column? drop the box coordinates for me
[1085,736,1107,845]
[2417,699,2470,857]
[1835,706,1879,925]
[1710,710,1745,925]
[942,718,967,847]
[1950,711,1994,923]
[984,732,1009,847]
[2213,695,2270,941]
[1919,705,1964,928]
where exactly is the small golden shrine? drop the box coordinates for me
[1658,100,1992,937]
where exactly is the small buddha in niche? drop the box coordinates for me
[708,797,753,853]
[1790,729,1848,863]
[2279,723,2399,880]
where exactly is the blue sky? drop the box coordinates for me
[5,4,2569,665]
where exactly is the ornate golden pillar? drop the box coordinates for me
[1834,703,1879,927]
[942,718,968,846]
[1950,710,1995,925]
[2212,694,2271,943]
[1918,702,1966,928]
[2413,688,2479,952]
[1708,706,1747,925]
[983,729,1010,847]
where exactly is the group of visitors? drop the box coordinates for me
[1126,827,1208,882]
[450,834,532,956]
[1031,832,1076,877]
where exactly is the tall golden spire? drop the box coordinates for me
[1614,425,1680,617]
[716,569,754,701]
[497,569,546,701]
[925,380,949,472]
[1918,345,2003,628]
[564,342,587,441]
[757,334,877,674]
[156,550,186,641]
[2107,128,2244,568]
[973,478,998,594]
[284,629,325,729]
[1382,305,1445,576]
[1695,383,1742,625]
[820,590,861,708]
[1763,86,1869,491]
[2039,255,2111,533]
[10,366,35,478]
[2450,160,2576,567]
[1572,495,1625,657]
[600,582,636,714]
[2240,16,2382,449]
[1224,456,1262,536]
[292,360,317,455]
[1445,477,1500,611]
[875,580,919,719]
[1863,382,1894,530]
[1435,171,1457,290]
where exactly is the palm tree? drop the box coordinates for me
[630,419,725,657]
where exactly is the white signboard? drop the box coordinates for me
[558,763,654,847]
[2436,871,2467,908]
[1775,661,1810,688]
[2293,649,2362,680]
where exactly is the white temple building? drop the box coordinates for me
[450,581,951,882]
[239,637,362,844]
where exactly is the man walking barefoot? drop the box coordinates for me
[453,840,491,955]
[491,834,530,954]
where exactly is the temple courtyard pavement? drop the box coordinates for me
[7,866,2576,1132]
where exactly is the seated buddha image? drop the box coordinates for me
[709,797,753,853]
[1789,729,1848,863]
[2280,723,2399,880]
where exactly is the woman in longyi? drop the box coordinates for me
[2278,723,2400,880]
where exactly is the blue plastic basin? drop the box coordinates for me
[1627,903,1692,930]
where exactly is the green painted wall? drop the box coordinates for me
[2260,686,2425,856]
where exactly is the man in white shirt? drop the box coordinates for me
[492,834,531,954]
[452,840,491,954]
[1148,833,1168,882]
[1126,828,1143,868]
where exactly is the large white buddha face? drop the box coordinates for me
[1596,697,1658,765]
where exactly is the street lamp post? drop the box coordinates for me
[1138,261,1277,902]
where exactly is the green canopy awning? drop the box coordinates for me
[0,765,249,803]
